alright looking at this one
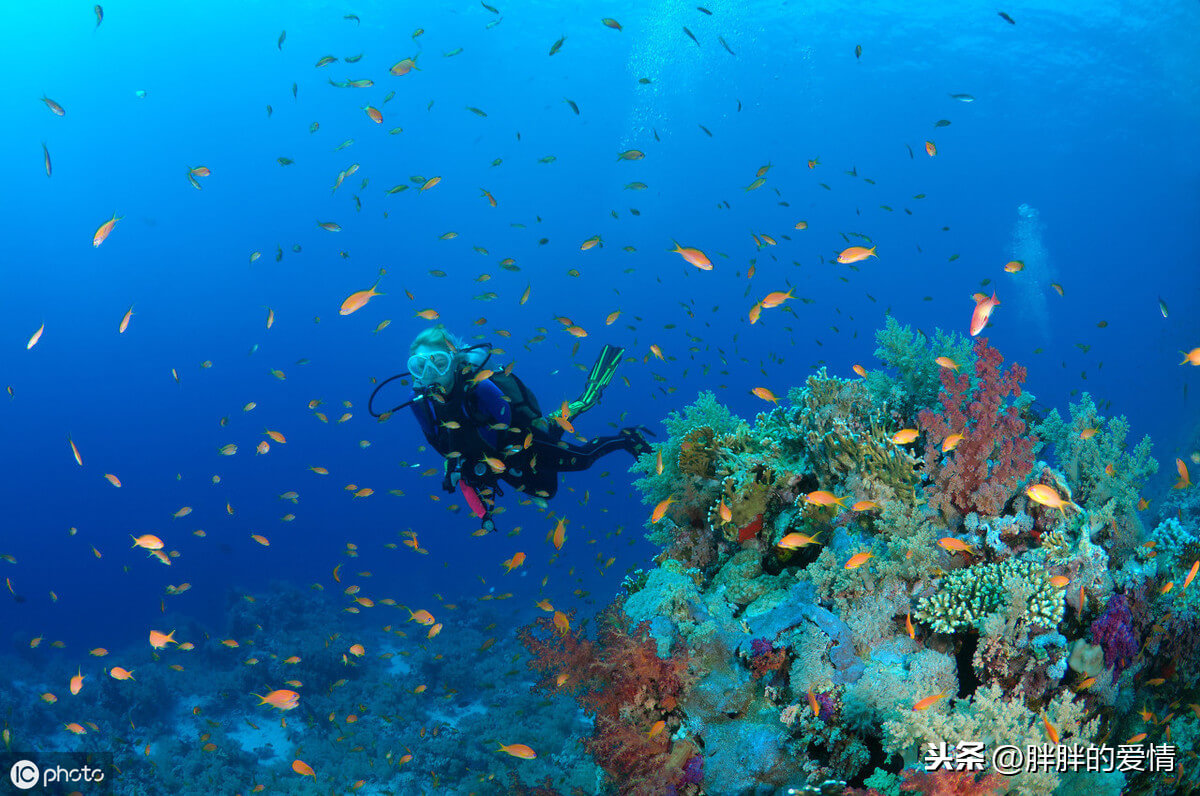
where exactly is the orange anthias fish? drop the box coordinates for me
[671,241,712,270]
[751,387,777,403]
[292,759,315,777]
[503,552,526,572]
[937,537,975,555]
[912,691,946,711]
[651,497,675,523]
[93,213,122,247]
[497,743,536,759]
[934,356,958,371]
[777,531,822,550]
[1173,458,1191,489]
[340,278,384,315]
[844,551,873,570]
[255,689,300,710]
[1041,712,1060,744]
[805,491,846,508]
[1179,347,1200,366]
[836,245,876,264]
[1183,560,1198,590]
[941,433,964,452]
[761,290,793,308]
[1003,260,1025,273]
[1026,484,1077,516]
[149,629,177,649]
[552,519,566,550]
[807,686,820,716]
[131,534,164,550]
[925,140,937,156]
[891,428,919,445]
[70,667,84,695]
[969,291,1000,336]
[407,608,435,625]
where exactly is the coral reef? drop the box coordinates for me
[507,323,1182,795]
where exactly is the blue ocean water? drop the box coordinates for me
[1,1,1198,794]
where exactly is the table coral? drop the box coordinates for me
[919,337,1037,522]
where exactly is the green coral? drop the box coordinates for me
[863,314,974,422]
[631,389,745,508]
[881,682,1099,796]
[914,557,1065,633]
[818,419,921,504]
[1034,392,1157,517]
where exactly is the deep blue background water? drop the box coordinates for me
[1,0,1197,658]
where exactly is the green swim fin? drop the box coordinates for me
[550,344,625,419]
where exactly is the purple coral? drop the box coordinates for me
[814,690,836,722]
[680,754,703,785]
[1089,594,1138,674]
[749,637,775,657]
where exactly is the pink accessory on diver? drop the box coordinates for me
[460,481,487,518]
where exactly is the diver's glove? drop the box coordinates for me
[619,426,656,458]
[442,458,461,493]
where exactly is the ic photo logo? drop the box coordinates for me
[9,759,38,790]
[7,756,108,790]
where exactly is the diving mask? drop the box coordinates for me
[407,350,453,383]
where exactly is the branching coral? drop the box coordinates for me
[914,557,1064,633]
[818,418,921,505]
[919,337,1037,521]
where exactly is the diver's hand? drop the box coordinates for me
[441,459,460,493]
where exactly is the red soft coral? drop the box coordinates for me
[899,768,1006,795]
[518,607,696,795]
[919,337,1037,520]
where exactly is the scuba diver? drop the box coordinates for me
[369,326,653,533]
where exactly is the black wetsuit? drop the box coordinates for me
[409,375,649,500]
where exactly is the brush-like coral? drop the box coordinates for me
[677,424,718,477]
[919,337,1037,521]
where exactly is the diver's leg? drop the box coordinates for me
[547,344,625,421]
[529,427,651,472]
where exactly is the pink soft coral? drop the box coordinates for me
[919,337,1037,520]
[518,607,696,795]
[899,768,1006,795]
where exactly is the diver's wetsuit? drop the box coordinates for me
[409,376,649,500]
